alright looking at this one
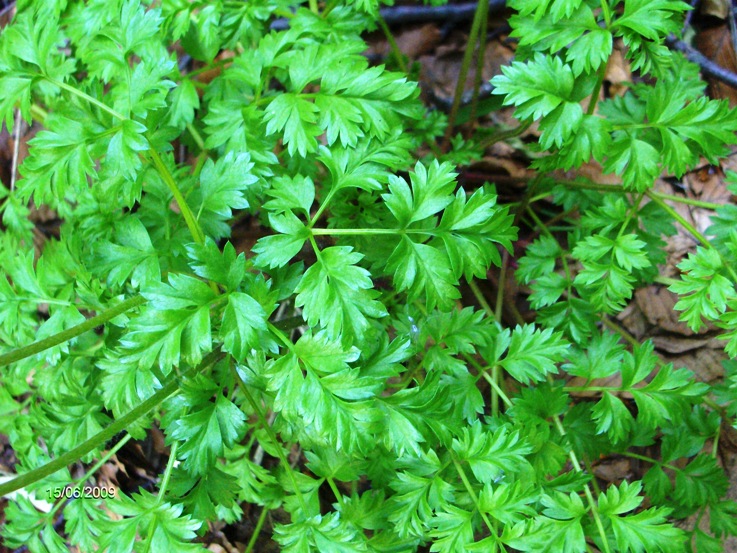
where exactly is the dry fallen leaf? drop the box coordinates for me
[696,24,737,105]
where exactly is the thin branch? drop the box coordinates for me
[666,34,737,89]
[270,0,507,31]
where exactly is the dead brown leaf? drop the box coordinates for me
[701,0,730,19]
[696,24,737,105]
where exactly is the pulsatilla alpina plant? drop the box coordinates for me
[2,0,737,551]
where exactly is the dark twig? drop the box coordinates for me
[666,35,737,89]
[682,0,700,33]
[273,2,737,100]
[376,0,507,25]
[730,1,737,68]
[271,1,507,31]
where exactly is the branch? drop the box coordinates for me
[271,1,507,30]
[666,34,737,89]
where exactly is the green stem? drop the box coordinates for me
[143,441,179,553]
[184,58,231,79]
[585,1,611,115]
[601,317,639,349]
[147,147,206,245]
[467,278,494,318]
[477,121,532,150]
[526,205,555,240]
[156,441,178,505]
[393,356,425,391]
[0,350,222,497]
[712,424,720,458]
[308,234,324,265]
[8,297,76,307]
[244,506,269,553]
[231,366,308,512]
[271,315,307,332]
[646,190,737,282]
[30,103,48,123]
[321,0,341,17]
[267,323,297,352]
[48,433,133,518]
[309,0,318,13]
[468,0,489,129]
[451,458,496,537]
[377,16,407,73]
[0,295,147,367]
[444,0,486,145]
[653,275,680,287]
[311,227,400,236]
[618,451,680,473]
[553,179,723,209]
[650,191,722,210]
[551,414,611,553]
[615,192,644,240]
[564,385,622,392]
[586,59,609,115]
[481,371,512,409]
[49,79,126,121]
[309,188,339,228]
[644,190,710,248]
[48,77,208,248]
[185,122,206,153]
[494,250,508,323]
[327,477,344,508]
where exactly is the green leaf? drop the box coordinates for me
[508,0,584,24]
[591,392,634,442]
[429,505,474,553]
[92,218,161,289]
[670,247,734,332]
[386,236,460,311]
[167,78,200,127]
[709,499,737,538]
[563,331,625,380]
[193,151,257,239]
[174,467,242,523]
[106,119,149,181]
[613,0,690,41]
[186,240,245,291]
[509,492,587,553]
[220,292,268,363]
[261,332,379,450]
[295,246,386,344]
[167,378,247,475]
[120,274,217,371]
[491,53,583,122]
[274,513,369,552]
[102,489,205,553]
[264,174,315,217]
[19,110,99,209]
[435,187,516,280]
[673,455,728,508]
[493,324,569,384]
[479,481,539,525]
[111,57,176,118]
[64,498,106,552]
[253,211,310,269]
[388,450,452,539]
[264,92,321,157]
[451,421,532,483]
[620,346,708,428]
[383,160,457,227]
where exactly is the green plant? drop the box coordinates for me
[1,0,737,551]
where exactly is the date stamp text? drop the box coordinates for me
[48,486,116,500]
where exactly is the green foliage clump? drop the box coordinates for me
[0,0,737,551]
